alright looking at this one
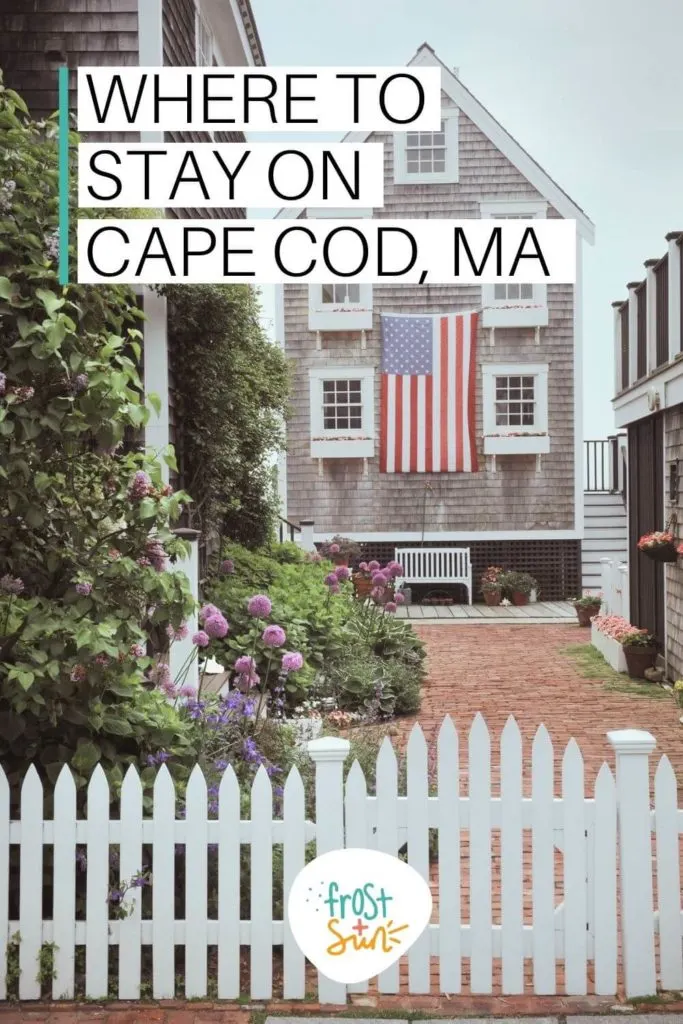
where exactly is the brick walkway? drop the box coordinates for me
[408,624,683,791]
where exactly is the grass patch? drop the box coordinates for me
[560,642,670,699]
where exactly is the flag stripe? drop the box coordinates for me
[440,317,449,473]
[379,311,479,475]
[455,313,464,471]
[425,372,433,473]
[410,375,419,473]
[380,373,388,473]
[468,312,478,472]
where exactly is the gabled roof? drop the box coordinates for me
[275,43,595,243]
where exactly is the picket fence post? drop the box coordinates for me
[607,729,657,997]
[308,736,349,1005]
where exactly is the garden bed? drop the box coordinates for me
[591,622,627,673]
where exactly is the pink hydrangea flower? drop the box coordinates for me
[262,624,286,648]
[335,565,351,581]
[75,581,92,596]
[204,613,229,639]
[330,543,340,554]
[372,571,388,586]
[199,603,220,622]
[70,664,86,683]
[234,655,256,674]
[221,558,235,574]
[324,572,338,587]
[384,601,397,614]
[177,684,196,698]
[282,651,304,673]
[94,653,109,665]
[130,642,146,657]
[395,592,405,605]
[175,622,189,640]
[128,470,152,500]
[368,560,380,572]
[192,630,210,647]
[247,594,272,618]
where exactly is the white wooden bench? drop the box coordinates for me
[394,547,473,604]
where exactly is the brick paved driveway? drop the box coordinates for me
[407,624,683,792]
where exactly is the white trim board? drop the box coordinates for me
[312,530,581,542]
[612,356,683,427]
[274,44,595,243]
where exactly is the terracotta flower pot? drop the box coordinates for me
[623,644,658,679]
[332,555,349,566]
[576,604,601,627]
[353,575,373,599]
[640,543,677,563]
[483,590,502,606]
[511,591,529,606]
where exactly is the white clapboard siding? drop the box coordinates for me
[375,736,400,993]
[1,716,680,1004]
[654,755,683,990]
[52,766,77,1000]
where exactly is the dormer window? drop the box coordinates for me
[322,283,360,305]
[308,282,373,332]
[480,201,549,328]
[393,112,459,185]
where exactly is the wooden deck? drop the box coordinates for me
[396,599,575,623]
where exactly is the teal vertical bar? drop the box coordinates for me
[58,65,69,286]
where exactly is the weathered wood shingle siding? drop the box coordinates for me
[0,1,138,129]
[284,105,576,534]
[162,0,246,219]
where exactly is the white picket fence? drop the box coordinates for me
[1,716,681,1004]
[600,557,630,620]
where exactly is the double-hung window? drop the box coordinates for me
[480,201,549,328]
[393,112,459,185]
[309,367,374,458]
[482,363,550,455]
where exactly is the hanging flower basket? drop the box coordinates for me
[637,532,677,562]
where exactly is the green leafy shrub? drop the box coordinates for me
[0,75,199,797]
[160,284,290,548]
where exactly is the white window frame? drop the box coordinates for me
[482,362,550,455]
[480,200,549,328]
[307,208,373,331]
[309,366,375,459]
[393,112,459,185]
[195,2,214,65]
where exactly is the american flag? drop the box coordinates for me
[379,311,479,474]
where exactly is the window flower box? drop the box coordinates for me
[308,306,373,332]
[310,435,374,459]
[483,432,550,455]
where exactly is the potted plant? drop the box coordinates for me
[480,565,504,606]
[318,535,361,567]
[571,594,602,627]
[501,570,537,606]
[637,531,677,562]
[617,627,659,678]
